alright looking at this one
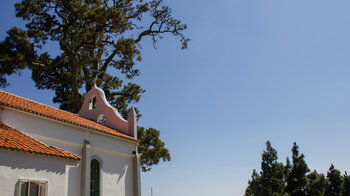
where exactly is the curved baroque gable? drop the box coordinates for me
[78,85,137,138]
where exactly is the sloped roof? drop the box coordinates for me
[0,121,81,161]
[0,90,138,143]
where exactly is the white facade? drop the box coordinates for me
[0,150,73,196]
[0,86,141,196]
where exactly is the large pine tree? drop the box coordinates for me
[0,0,189,172]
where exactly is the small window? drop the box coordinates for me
[90,159,100,196]
[89,96,97,110]
[97,114,106,125]
[18,180,47,196]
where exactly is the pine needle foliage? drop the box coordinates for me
[0,0,189,172]
[245,141,349,196]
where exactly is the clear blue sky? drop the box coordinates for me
[2,0,350,195]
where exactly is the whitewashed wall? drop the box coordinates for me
[89,134,135,196]
[0,150,74,196]
[0,107,137,196]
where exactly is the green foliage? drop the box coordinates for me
[245,141,349,196]
[0,0,188,172]
[245,141,284,196]
[137,126,170,172]
[343,172,350,196]
[260,141,285,195]
[285,142,310,196]
[326,164,343,196]
[245,169,263,196]
[0,27,34,87]
[306,170,327,196]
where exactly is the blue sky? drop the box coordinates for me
[2,0,350,195]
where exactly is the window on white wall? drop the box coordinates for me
[18,180,47,196]
[90,159,100,196]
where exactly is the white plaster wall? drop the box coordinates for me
[0,107,137,155]
[0,108,86,146]
[0,108,84,195]
[88,131,136,158]
[0,107,138,196]
[0,150,73,196]
[90,148,134,196]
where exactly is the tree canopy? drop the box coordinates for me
[0,0,189,172]
[245,141,349,196]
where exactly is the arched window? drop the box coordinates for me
[89,96,97,110]
[90,159,100,196]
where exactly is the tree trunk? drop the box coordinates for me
[71,59,82,113]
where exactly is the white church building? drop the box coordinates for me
[0,85,141,196]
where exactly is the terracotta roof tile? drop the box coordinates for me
[0,121,81,161]
[0,90,138,142]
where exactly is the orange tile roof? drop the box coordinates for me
[0,90,139,143]
[0,121,81,161]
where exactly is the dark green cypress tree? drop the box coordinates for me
[325,164,343,196]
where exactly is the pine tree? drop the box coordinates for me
[285,142,310,196]
[284,157,291,188]
[0,0,188,172]
[245,141,350,196]
[306,170,327,196]
[245,169,263,196]
[245,141,284,196]
[260,141,284,195]
[343,172,350,196]
[325,164,343,196]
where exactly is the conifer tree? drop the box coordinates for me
[260,141,284,195]
[245,169,263,196]
[326,164,343,196]
[0,0,189,172]
[245,141,284,196]
[245,141,350,196]
[342,172,350,196]
[306,170,327,196]
[285,142,310,196]
[284,157,291,188]
[343,172,350,196]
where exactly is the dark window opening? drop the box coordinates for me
[89,96,97,110]
[90,159,100,196]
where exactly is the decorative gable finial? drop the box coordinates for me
[78,85,137,138]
